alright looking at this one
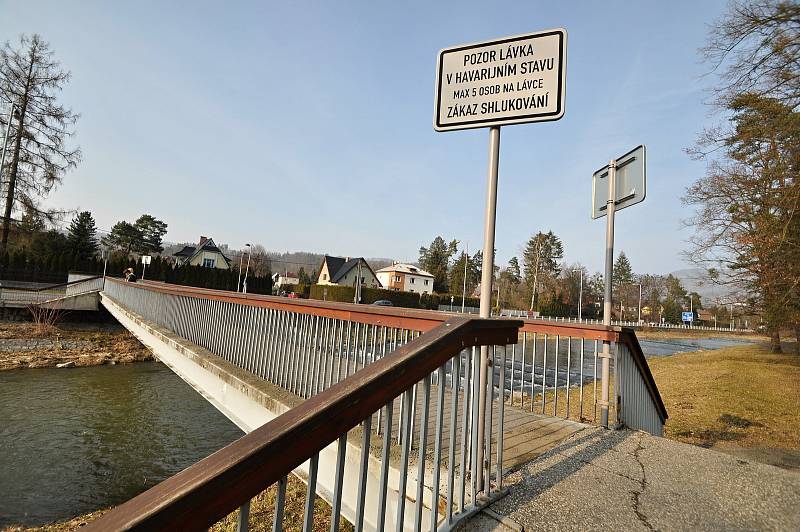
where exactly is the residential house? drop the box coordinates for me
[376,262,434,295]
[174,236,232,269]
[272,272,300,290]
[317,255,381,288]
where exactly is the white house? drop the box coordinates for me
[272,272,300,290]
[317,255,381,289]
[173,236,232,269]
[376,262,434,295]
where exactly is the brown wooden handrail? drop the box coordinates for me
[105,277,620,340]
[84,316,521,531]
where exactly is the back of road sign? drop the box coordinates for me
[592,145,646,219]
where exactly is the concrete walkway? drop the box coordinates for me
[469,428,800,531]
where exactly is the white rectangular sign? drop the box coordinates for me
[434,29,567,131]
[592,145,647,219]
[141,255,152,265]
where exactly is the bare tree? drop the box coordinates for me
[0,34,80,253]
[703,0,800,108]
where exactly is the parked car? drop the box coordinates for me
[372,299,393,306]
[287,292,299,299]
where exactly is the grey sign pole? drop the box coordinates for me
[600,159,617,428]
[476,125,500,493]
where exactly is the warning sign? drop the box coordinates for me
[434,29,567,131]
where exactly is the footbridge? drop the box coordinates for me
[87,278,667,531]
[0,275,104,311]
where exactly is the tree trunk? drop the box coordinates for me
[770,329,782,353]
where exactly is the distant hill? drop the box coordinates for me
[670,267,739,304]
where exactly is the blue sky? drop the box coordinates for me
[2,1,728,274]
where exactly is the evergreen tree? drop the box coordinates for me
[135,214,168,254]
[67,211,98,260]
[522,231,563,310]
[419,236,458,292]
[612,252,634,287]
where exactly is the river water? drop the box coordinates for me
[0,362,243,528]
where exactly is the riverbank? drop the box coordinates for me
[0,321,152,371]
[649,343,800,470]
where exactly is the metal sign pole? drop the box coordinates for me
[600,159,617,428]
[476,125,500,493]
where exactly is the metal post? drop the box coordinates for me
[578,270,583,322]
[142,260,147,281]
[462,242,468,313]
[600,159,617,428]
[476,126,500,493]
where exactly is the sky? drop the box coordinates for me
[1,0,730,274]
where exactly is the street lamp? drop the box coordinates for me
[571,269,583,322]
[638,283,642,323]
[461,242,468,313]
[242,244,252,294]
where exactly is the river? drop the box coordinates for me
[0,362,243,528]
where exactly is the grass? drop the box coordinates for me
[3,475,353,532]
[648,344,800,450]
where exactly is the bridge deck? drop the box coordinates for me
[372,382,585,475]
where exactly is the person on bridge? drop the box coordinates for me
[124,268,138,282]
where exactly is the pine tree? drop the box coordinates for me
[67,211,98,261]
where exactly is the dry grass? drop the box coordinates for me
[3,476,352,532]
[211,475,353,532]
[648,344,800,450]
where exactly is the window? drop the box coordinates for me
[323,273,328,280]
[360,277,365,284]
[202,258,215,268]
[410,277,415,284]
[394,275,401,282]
[424,279,429,286]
